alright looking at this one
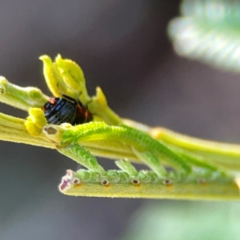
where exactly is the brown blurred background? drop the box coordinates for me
[0,1,240,239]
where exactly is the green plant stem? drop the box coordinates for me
[0,112,55,148]
[60,179,240,200]
[123,119,240,172]
[150,127,240,171]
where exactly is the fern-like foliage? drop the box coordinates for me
[168,0,240,72]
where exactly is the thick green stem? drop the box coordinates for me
[150,127,240,171]
[123,119,240,172]
[0,112,55,148]
[61,182,240,200]
[60,169,240,200]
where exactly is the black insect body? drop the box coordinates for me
[42,95,93,125]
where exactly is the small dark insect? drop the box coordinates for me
[42,95,92,125]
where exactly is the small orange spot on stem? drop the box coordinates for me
[198,178,207,186]
[74,184,82,189]
[163,179,173,187]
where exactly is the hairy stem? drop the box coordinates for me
[60,169,240,200]
[123,119,240,172]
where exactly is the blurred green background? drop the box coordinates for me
[0,1,239,239]
[119,201,240,240]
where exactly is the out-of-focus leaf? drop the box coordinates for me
[168,0,240,73]
[119,201,240,240]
